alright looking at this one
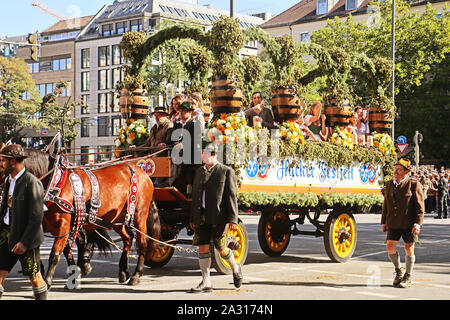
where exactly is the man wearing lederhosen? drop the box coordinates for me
[0,144,47,300]
[188,141,242,293]
[381,158,424,288]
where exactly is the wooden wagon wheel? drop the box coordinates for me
[257,209,291,256]
[211,219,249,275]
[323,209,357,263]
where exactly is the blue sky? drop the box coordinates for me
[0,0,299,37]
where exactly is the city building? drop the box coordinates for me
[73,0,268,165]
[15,16,93,147]
[261,0,448,43]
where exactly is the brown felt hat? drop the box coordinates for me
[0,144,28,160]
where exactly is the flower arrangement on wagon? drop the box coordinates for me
[114,119,149,149]
[206,113,248,145]
[278,121,305,144]
[372,132,396,156]
[330,126,354,150]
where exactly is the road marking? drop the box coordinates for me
[352,250,386,259]
[314,286,349,292]
[355,291,398,298]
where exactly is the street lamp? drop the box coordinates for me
[230,0,234,17]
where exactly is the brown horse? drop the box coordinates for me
[27,149,161,288]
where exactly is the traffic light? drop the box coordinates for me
[28,31,39,62]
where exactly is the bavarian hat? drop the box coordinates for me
[395,158,411,171]
[0,144,28,160]
[152,106,169,115]
[178,101,194,111]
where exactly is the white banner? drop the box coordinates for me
[239,157,382,194]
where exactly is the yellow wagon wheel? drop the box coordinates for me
[211,219,249,275]
[323,210,357,263]
[144,225,175,268]
[257,210,291,256]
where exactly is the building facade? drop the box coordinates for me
[261,0,448,43]
[15,16,93,147]
[73,0,267,165]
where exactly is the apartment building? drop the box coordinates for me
[261,0,448,43]
[15,16,93,147]
[74,0,267,165]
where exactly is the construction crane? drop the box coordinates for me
[32,0,70,21]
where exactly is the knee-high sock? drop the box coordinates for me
[198,252,211,287]
[405,255,415,275]
[222,249,239,274]
[389,251,401,269]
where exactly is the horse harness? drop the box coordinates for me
[44,161,139,254]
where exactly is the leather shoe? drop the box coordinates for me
[233,266,243,288]
[189,282,212,293]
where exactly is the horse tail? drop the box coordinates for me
[88,229,113,255]
[146,200,161,257]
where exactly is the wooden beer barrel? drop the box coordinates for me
[271,88,301,123]
[202,101,211,123]
[120,88,149,121]
[324,100,352,127]
[210,75,242,114]
[368,107,393,133]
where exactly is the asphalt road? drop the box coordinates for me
[1,213,449,302]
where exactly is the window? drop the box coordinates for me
[98,70,109,90]
[112,116,122,136]
[112,67,123,88]
[130,19,142,31]
[97,116,109,137]
[148,19,156,30]
[111,92,120,113]
[81,71,90,92]
[80,146,89,165]
[98,93,109,113]
[159,5,168,12]
[81,48,90,69]
[102,24,114,37]
[53,59,60,71]
[167,7,175,14]
[317,0,328,15]
[81,118,90,137]
[28,62,40,73]
[97,145,112,162]
[116,21,128,35]
[300,32,309,42]
[98,46,110,67]
[346,0,357,10]
[112,45,123,65]
[80,94,90,114]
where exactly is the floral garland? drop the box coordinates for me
[278,121,305,144]
[372,132,396,156]
[330,126,354,150]
[206,113,248,144]
[114,119,149,149]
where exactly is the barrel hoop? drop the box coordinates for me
[211,96,242,102]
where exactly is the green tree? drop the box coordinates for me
[0,57,41,143]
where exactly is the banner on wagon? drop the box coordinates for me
[239,157,383,194]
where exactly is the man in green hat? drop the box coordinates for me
[381,158,424,288]
[0,144,47,300]
[188,140,243,293]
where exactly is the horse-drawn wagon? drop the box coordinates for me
[138,150,384,274]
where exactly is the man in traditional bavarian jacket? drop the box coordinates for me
[381,158,424,288]
[0,144,47,300]
[189,141,242,293]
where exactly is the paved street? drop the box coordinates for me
[1,213,449,301]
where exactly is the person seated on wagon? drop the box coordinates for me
[189,92,206,129]
[169,95,184,124]
[244,92,276,129]
[295,104,317,141]
[303,101,329,141]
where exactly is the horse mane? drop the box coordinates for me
[24,148,50,179]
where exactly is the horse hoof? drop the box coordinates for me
[128,276,140,286]
[119,272,130,283]
[81,264,92,276]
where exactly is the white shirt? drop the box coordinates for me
[4,167,26,226]
[393,176,408,187]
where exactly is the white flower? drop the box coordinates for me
[129,124,135,130]
[115,139,121,147]
[224,129,232,136]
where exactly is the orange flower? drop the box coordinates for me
[223,136,228,144]
[128,132,135,140]
[217,125,225,132]
[220,114,228,120]
[374,141,379,147]
[213,120,218,126]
